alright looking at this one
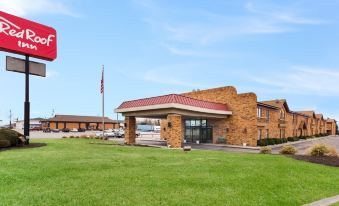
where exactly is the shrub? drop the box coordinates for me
[0,129,21,146]
[69,136,74,139]
[62,136,67,139]
[257,139,267,146]
[280,145,297,155]
[293,137,300,142]
[0,139,11,148]
[287,137,294,142]
[281,138,288,143]
[309,144,331,157]
[267,138,275,145]
[327,146,338,157]
[299,136,307,140]
[260,146,272,154]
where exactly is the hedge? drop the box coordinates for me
[0,129,23,147]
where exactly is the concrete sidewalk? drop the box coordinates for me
[303,195,339,206]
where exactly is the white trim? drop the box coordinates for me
[115,103,232,115]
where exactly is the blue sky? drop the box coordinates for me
[1,0,339,124]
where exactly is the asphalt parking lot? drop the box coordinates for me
[272,135,339,155]
[22,130,161,140]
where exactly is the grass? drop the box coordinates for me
[1,139,339,206]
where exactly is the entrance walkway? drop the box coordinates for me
[303,195,339,206]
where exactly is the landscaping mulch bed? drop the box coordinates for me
[292,155,339,167]
[0,143,47,152]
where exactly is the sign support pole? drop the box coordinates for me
[24,54,30,144]
[102,65,105,138]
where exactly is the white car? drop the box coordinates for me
[114,129,140,138]
[95,130,115,137]
[71,128,78,133]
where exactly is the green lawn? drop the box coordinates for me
[0,139,339,206]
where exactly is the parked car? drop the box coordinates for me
[115,129,140,138]
[70,128,78,133]
[95,131,113,137]
[51,129,60,133]
[62,128,70,133]
[78,128,86,132]
[43,128,51,133]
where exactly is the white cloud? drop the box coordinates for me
[141,63,205,88]
[251,66,339,96]
[136,1,327,46]
[46,69,58,78]
[0,0,79,17]
[162,44,226,58]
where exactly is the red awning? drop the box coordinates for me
[115,94,231,115]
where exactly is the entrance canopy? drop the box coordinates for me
[115,94,232,119]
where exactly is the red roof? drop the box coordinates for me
[116,94,230,112]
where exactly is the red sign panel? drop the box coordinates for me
[0,11,57,61]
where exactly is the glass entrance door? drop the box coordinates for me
[184,119,213,143]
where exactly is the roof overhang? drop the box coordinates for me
[115,103,232,116]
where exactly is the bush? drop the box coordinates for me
[309,144,331,157]
[287,137,294,142]
[69,136,74,139]
[267,138,275,145]
[281,138,288,143]
[299,136,307,140]
[260,146,272,154]
[257,139,267,146]
[62,136,67,139]
[0,129,21,146]
[328,146,338,157]
[293,137,300,142]
[0,139,11,148]
[280,145,297,155]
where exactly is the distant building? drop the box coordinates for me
[41,115,122,130]
[15,118,45,130]
[326,118,337,135]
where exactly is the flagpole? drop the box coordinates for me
[102,65,105,138]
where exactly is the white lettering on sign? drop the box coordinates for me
[0,16,55,51]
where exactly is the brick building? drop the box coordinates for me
[115,86,336,148]
[41,115,121,130]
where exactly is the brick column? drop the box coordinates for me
[125,116,136,145]
[167,114,183,148]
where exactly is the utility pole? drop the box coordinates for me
[116,113,119,129]
[9,110,12,129]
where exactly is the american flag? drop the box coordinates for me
[101,66,104,94]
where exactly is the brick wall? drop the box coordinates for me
[182,86,258,146]
[125,116,136,144]
[166,114,183,148]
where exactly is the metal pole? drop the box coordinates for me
[102,65,105,138]
[24,54,30,144]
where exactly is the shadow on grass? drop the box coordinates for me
[0,143,47,152]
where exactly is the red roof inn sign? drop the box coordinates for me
[1,10,57,143]
[0,11,57,61]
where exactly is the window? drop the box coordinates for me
[280,110,285,119]
[266,110,270,120]
[257,107,262,118]
[266,129,269,138]
[292,115,296,123]
[258,129,262,140]
[279,129,285,139]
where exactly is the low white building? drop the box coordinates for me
[15,118,45,130]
